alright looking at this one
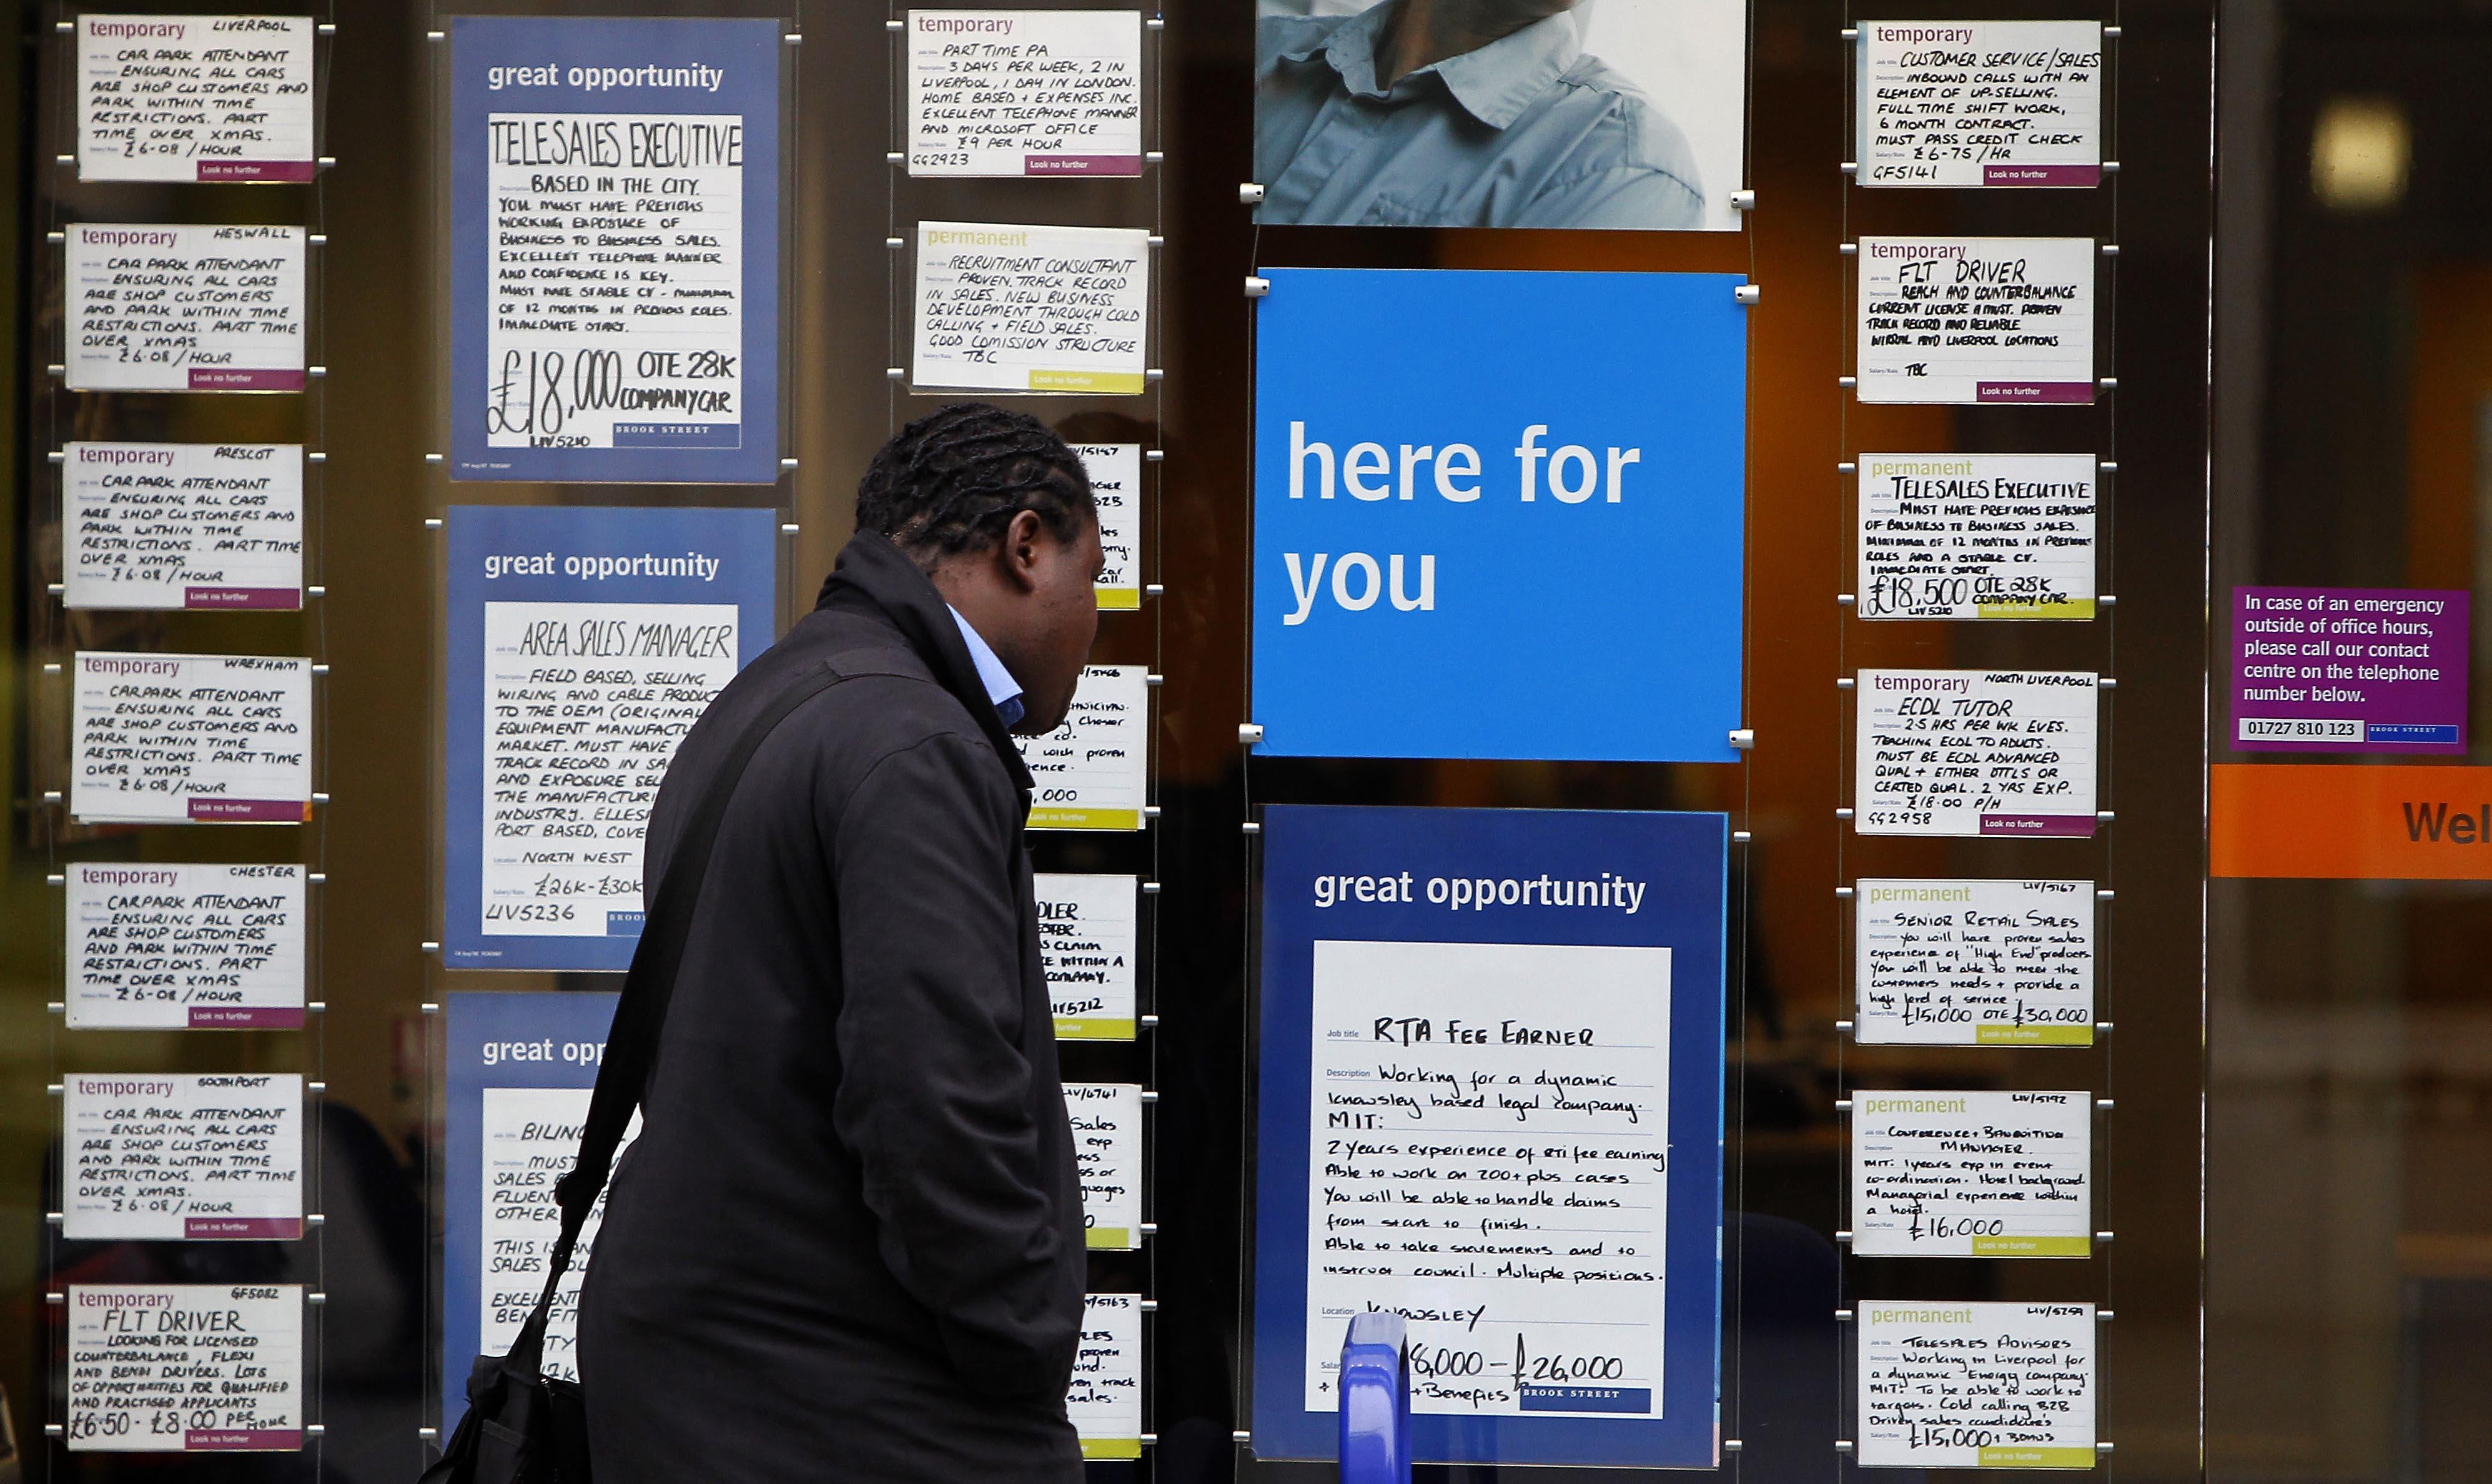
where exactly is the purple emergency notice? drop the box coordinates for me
[2232,586,2468,753]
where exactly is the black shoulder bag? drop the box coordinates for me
[420,660,856,1484]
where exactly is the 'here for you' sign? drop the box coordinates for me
[1252,269,1746,763]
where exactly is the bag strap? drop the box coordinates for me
[504,651,888,1373]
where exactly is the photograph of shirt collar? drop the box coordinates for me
[1253,0,1745,231]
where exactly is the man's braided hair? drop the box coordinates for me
[856,403,1094,570]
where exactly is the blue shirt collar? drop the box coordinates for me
[947,605,1026,730]
[1290,3,1581,131]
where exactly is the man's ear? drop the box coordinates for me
[998,508,1047,593]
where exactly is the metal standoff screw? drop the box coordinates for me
[1239,723,1265,745]
[1731,189,1756,211]
[1837,593,1856,606]
[1836,1440,1856,1454]
[1728,728,1755,750]
[1839,461,1856,474]
[1839,375,1857,388]
[1731,831,1751,843]
[2096,1099,2115,1110]
[1734,284,1761,305]
[1242,821,1262,836]
[1245,276,1270,298]
[1839,243,1857,257]
[422,941,440,955]
[2097,888,2115,900]
[1238,184,1265,205]
[1724,1440,1745,1453]
[1837,678,1855,690]
[1232,1430,1252,1444]
[1836,807,1854,820]
[1840,162,1859,176]
[1836,886,1854,898]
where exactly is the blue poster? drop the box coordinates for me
[450,17,783,483]
[1250,804,1727,1468]
[443,505,776,971]
[1252,268,1747,761]
[441,991,620,1433]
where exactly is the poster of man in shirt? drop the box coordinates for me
[1254,0,1744,230]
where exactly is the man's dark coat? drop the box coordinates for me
[578,530,1086,1482]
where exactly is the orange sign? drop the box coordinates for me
[2213,763,2492,879]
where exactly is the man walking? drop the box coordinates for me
[579,404,1104,1481]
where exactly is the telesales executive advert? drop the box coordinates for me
[1252,269,1746,763]
[450,16,782,483]
[443,505,776,972]
[1251,804,1726,1468]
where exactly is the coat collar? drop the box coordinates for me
[816,530,1035,798]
